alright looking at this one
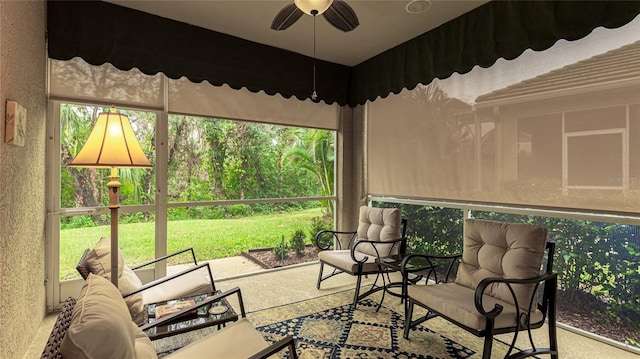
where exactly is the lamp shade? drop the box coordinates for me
[67,109,152,168]
[294,0,333,15]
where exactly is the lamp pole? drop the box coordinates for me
[107,167,121,287]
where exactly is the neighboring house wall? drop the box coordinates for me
[0,1,47,358]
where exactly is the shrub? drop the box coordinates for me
[61,215,98,229]
[308,216,331,246]
[226,204,252,217]
[290,228,307,255]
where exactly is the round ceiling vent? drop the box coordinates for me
[405,0,432,14]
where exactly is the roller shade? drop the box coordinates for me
[168,77,339,130]
[49,57,164,109]
[49,58,339,129]
[368,20,640,214]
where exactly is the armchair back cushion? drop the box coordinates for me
[85,238,145,324]
[85,237,124,278]
[454,219,548,309]
[354,206,402,257]
[120,266,145,324]
[60,273,136,359]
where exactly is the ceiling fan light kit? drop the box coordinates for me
[294,0,334,16]
[405,0,432,14]
[271,0,360,101]
[272,0,359,32]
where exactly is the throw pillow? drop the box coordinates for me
[61,273,135,359]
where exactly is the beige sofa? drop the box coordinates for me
[41,273,297,359]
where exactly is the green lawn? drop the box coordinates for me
[60,208,324,279]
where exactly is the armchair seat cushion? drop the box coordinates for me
[123,267,212,325]
[318,249,379,274]
[164,318,269,359]
[407,282,543,331]
[141,269,212,304]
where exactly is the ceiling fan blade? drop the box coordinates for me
[323,0,359,32]
[271,3,304,31]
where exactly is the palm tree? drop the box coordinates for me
[61,105,102,209]
[282,128,334,216]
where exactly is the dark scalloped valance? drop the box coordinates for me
[349,1,640,105]
[47,1,640,108]
[46,0,352,106]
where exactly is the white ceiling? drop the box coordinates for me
[105,0,488,66]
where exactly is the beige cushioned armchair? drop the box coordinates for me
[315,206,407,307]
[403,219,558,359]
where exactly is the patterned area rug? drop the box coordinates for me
[255,298,474,358]
[155,289,516,358]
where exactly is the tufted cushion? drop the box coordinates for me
[354,206,402,257]
[455,219,548,309]
[60,273,136,359]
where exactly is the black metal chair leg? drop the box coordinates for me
[549,296,559,358]
[482,321,495,359]
[403,299,414,339]
[316,262,325,289]
[352,273,363,308]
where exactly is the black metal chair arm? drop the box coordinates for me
[474,272,558,319]
[139,287,246,332]
[314,229,356,250]
[401,253,461,284]
[350,237,405,264]
[130,247,198,270]
[248,335,298,359]
[122,262,216,297]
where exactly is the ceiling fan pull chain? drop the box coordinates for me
[312,11,318,101]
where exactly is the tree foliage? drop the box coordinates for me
[61,106,335,223]
[282,128,335,216]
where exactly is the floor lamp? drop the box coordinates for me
[67,107,152,287]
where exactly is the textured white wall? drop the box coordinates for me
[0,1,47,358]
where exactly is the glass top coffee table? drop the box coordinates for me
[143,291,238,340]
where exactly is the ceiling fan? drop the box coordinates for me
[271,0,359,32]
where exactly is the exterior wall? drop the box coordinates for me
[0,1,47,358]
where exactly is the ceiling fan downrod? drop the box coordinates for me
[312,9,318,101]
